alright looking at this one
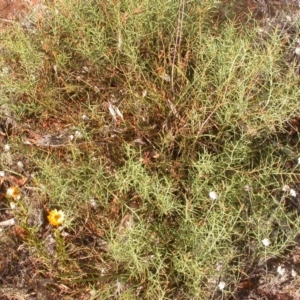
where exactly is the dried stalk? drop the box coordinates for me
[171,0,186,90]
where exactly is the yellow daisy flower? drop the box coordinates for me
[47,209,65,227]
[6,186,21,201]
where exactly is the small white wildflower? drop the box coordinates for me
[277,265,286,276]
[4,144,10,151]
[1,67,9,76]
[286,15,292,22]
[0,171,5,177]
[53,64,58,75]
[262,238,271,247]
[295,47,300,56]
[75,130,83,138]
[218,281,226,291]
[282,185,290,192]
[142,90,147,98]
[291,269,297,277]
[244,184,251,192]
[10,202,16,209]
[100,267,107,276]
[90,198,98,207]
[82,66,89,73]
[209,191,218,200]
[290,189,297,197]
[17,161,24,169]
[82,114,89,121]
[68,134,74,141]
[159,73,170,82]
[117,32,123,50]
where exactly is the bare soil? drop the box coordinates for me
[0,0,43,20]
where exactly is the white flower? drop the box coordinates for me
[209,191,218,200]
[262,238,271,247]
[53,64,58,75]
[82,115,89,121]
[117,32,122,50]
[82,66,89,73]
[142,90,147,98]
[17,161,24,169]
[277,265,286,276]
[90,198,98,207]
[244,184,251,192]
[218,281,226,291]
[0,171,5,177]
[295,47,300,56]
[290,189,297,197]
[4,144,10,151]
[286,15,292,22]
[1,67,9,76]
[75,130,83,138]
[10,202,16,209]
[282,185,290,192]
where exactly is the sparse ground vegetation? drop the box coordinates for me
[1,0,300,299]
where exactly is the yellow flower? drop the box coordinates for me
[47,209,65,226]
[6,186,21,201]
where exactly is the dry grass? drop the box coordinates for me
[1,1,300,299]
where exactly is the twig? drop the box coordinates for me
[0,17,19,25]
[0,218,15,226]
[171,0,186,90]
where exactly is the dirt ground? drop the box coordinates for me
[0,0,44,32]
[0,0,41,19]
